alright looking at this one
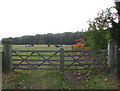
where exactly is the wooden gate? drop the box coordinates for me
[12,50,61,71]
[12,48,108,72]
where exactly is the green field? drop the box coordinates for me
[2,45,120,89]
[12,44,72,50]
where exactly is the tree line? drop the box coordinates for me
[2,32,85,45]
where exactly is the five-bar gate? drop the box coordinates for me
[12,48,108,72]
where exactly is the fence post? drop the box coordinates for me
[118,49,120,78]
[108,39,117,68]
[60,48,64,72]
[108,39,118,76]
[2,40,12,73]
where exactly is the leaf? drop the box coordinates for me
[104,78,109,82]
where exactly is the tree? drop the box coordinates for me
[84,7,117,50]
[109,2,120,47]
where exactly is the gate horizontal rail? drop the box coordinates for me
[13,67,103,70]
[13,59,95,61]
[12,50,108,52]
[13,68,60,70]
[12,54,105,57]
[13,63,103,66]
[12,50,59,52]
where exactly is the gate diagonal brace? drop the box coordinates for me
[33,51,59,70]
[13,51,35,68]
[64,52,82,70]
[33,51,48,69]
[64,51,90,70]
[77,51,96,69]
[13,51,25,69]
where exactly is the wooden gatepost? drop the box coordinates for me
[108,39,120,78]
[118,48,120,78]
[2,40,12,73]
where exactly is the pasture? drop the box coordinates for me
[12,44,71,50]
[2,45,120,89]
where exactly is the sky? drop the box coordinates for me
[0,0,115,40]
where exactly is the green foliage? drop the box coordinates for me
[84,39,92,47]
[109,2,120,46]
[109,1,120,46]
[109,21,120,46]
[84,7,117,50]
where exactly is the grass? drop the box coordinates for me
[2,70,63,89]
[63,71,120,89]
[2,69,120,89]
[12,45,71,50]
[2,45,120,89]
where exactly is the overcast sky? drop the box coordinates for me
[0,0,115,40]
